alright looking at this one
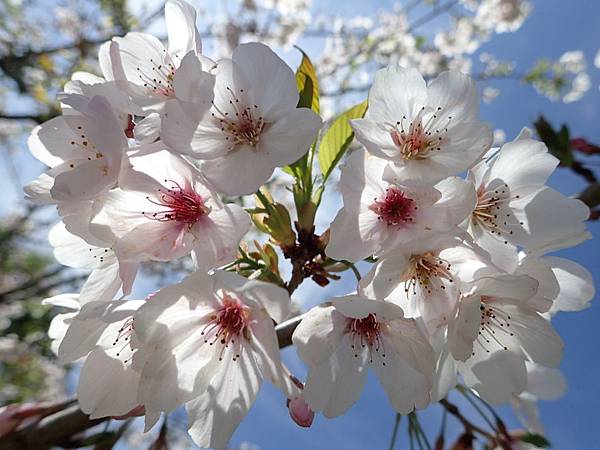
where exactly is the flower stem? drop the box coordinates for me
[388,413,402,450]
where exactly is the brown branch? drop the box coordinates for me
[439,398,497,442]
[578,182,600,209]
[0,266,66,303]
[0,314,305,450]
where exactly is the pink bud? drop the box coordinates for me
[287,397,314,428]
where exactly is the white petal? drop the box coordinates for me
[292,304,347,366]
[187,348,262,450]
[191,204,250,269]
[232,42,298,119]
[303,335,368,418]
[250,314,300,398]
[373,334,432,413]
[463,350,527,404]
[448,294,481,361]
[517,187,589,253]
[165,0,202,57]
[201,146,276,196]
[427,71,480,122]
[331,295,405,321]
[258,107,322,167]
[77,348,140,419]
[545,256,594,314]
[133,113,161,143]
[489,138,558,190]
[470,274,539,303]
[367,66,427,123]
[524,361,566,401]
[173,52,215,104]
[504,304,563,368]
[326,208,379,262]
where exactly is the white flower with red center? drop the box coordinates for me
[359,235,493,332]
[24,95,127,204]
[48,222,138,303]
[101,0,211,110]
[162,42,323,195]
[133,270,300,449]
[325,150,476,262]
[350,66,492,184]
[44,295,147,420]
[466,133,590,269]
[90,148,250,268]
[293,295,435,417]
[438,274,563,404]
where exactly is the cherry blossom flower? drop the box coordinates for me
[90,148,250,268]
[101,0,209,110]
[466,134,590,269]
[293,294,435,416]
[45,295,147,420]
[162,42,322,195]
[445,275,563,404]
[24,95,127,204]
[350,66,492,184]
[326,150,476,262]
[359,235,492,332]
[48,222,138,302]
[133,270,300,449]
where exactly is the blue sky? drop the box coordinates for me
[4,0,600,448]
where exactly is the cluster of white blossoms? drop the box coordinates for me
[24,1,594,449]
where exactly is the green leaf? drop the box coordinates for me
[295,46,319,114]
[521,433,551,448]
[318,100,368,182]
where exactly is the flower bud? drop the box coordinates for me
[287,397,314,428]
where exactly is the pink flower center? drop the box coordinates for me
[201,293,251,362]
[369,187,416,226]
[211,87,265,148]
[144,180,211,225]
[390,108,449,160]
[348,314,386,365]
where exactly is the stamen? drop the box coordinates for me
[471,299,515,357]
[472,183,523,244]
[136,58,176,98]
[404,252,453,296]
[200,293,251,362]
[348,314,386,365]
[369,187,416,226]
[390,107,449,160]
[143,180,211,225]
[211,87,264,149]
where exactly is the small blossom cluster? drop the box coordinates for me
[25,1,593,448]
